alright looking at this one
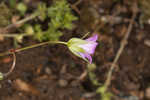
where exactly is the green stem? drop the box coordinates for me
[0,41,67,56]
[0,33,30,37]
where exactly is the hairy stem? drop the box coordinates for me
[0,41,67,56]
[3,52,16,77]
[0,33,30,37]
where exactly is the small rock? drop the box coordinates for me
[125,96,139,100]
[139,91,144,100]
[136,32,145,41]
[146,87,150,99]
[58,79,68,87]
[2,57,12,63]
[45,67,52,75]
[148,19,150,24]
[144,39,150,47]
[14,79,40,95]
[70,80,80,87]
[0,35,4,41]
[60,65,67,74]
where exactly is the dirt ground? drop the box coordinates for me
[1,0,150,100]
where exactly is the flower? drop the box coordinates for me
[67,34,98,63]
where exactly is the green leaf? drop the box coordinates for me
[34,24,43,41]
[26,0,78,42]
[25,25,34,35]
[9,0,17,8]
[37,3,47,21]
[48,0,77,30]
[16,3,27,15]
[96,86,113,100]
[0,72,3,80]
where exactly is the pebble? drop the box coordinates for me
[125,96,139,100]
[148,19,150,24]
[144,39,150,47]
[45,67,52,75]
[70,80,80,87]
[58,79,68,87]
[136,32,145,41]
[146,87,150,99]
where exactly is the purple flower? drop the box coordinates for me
[67,34,98,63]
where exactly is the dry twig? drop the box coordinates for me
[104,2,138,91]
[70,0,82,15]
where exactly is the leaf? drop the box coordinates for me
[16,3,27,16]
[37,3,47,21]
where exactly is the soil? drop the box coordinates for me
[0,0,150,100]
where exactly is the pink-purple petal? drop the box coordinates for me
[78,52,86,59]
[86,34,98,42]
[68,34,98,64]
[78,53,92,64]
[79,42,98,54]
[85,53,92,64]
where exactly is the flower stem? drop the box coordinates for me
[3,52,16,77]
[0,41,67,56]
[0,33,30,37]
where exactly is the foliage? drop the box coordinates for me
[96,85,113,100]
[16,3,27,15]
[0,72,3,80]
[34,0,78,41]
[0,3,12,27]
[87,64,113,100]
[37,3,47,21]
[87,63,101,86]
[5,0,78,43]
[48,0,77,30]
[9,0,17,8]
[139,0,150,25]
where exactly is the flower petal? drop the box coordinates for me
[78,53,92,64]
[85,53,92,64]
[79,42,98,54]
[78,52,86,59]
[86,34,98,42]
[67,34,99,64]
